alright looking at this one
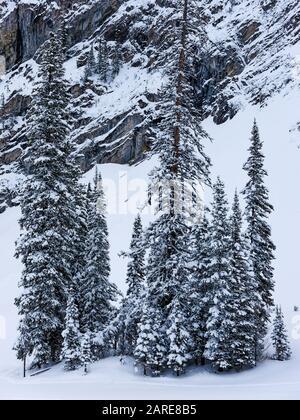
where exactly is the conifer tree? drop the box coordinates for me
[61,289,81,371]
[227,191,258,370]
[271,306,292,361]
[15,32,81,368]
[118,214,146,356]
[81,169,118,359]
[167,297,192,376]
[138,0,211,374]
[204,178,233,371]
[243,120,276,352]
[189,210,212,365]
[84,46,96,81]
[134,299,166,376]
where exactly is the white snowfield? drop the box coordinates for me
[0,90,300,400]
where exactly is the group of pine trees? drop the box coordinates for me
[15,0,291,377]
[84,38,121,83]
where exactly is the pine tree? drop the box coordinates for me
[84,45,96,81]
[167,297,192,376]
[59,18,69,56]
[204,178,233,372]
[81,168,119,359]
[271,306,292,361]
[137,0,211,377]
[243,120,276,353]
[81,332,92,374]
[134,299,166,376]
[14,32,81,368]
[227,191,258,370]
[61,289,81,371]
[118,214,146,356]
[189,209,212,365]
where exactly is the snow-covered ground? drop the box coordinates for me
[0,91,299,399]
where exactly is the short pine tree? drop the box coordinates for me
[271,306,292,361]
[134,299,166,376]
[61,289,82,371]
[167,297,192,376]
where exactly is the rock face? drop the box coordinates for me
[0,0,300,189]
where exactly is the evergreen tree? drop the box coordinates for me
[243,120,275,349]
[134,299,166,376]
[118,214,146,356]
[167,297,192,376]
[189,210,212,365]
[81,169,119,359]
[81,332,92,374]
[84,45,97,81]
[137,0,211,377]
[227,191,258,370]
[61,289,81,371]
[59,18,69,56]
[14,32,81,368]
[271,306,292,361]
[204,178,233,371]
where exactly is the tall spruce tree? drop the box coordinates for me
[243,120,276,353]
[61,288,81,371]
[271,306,292,361]
[135,0,211,376]
[118,214,146,356]
[97,38,109,83]
[15,32,81,368]
[204,178,233,371]
[81,169,118,359]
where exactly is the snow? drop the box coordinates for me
[0,88,300,398]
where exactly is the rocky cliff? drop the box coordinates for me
[0,0,299,211]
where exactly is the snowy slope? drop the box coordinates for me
[0,91,299,399]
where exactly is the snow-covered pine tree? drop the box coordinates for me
[189,209,212,365]
[118,214,146,356]
[15,32,81,368]
[81,168,119,359]
[227,191,258,370]
[138,0,211,376]
[204,178,232,372]
[134,299,166,376]
[61,288,81,371]
[84,46,97,81]
[243,120,276,354]
[167,297,192,376]
[81,332,92,374]
[271,306,292,361]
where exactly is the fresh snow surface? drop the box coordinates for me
[0,92,300,399]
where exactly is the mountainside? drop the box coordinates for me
[0,0,300,212]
